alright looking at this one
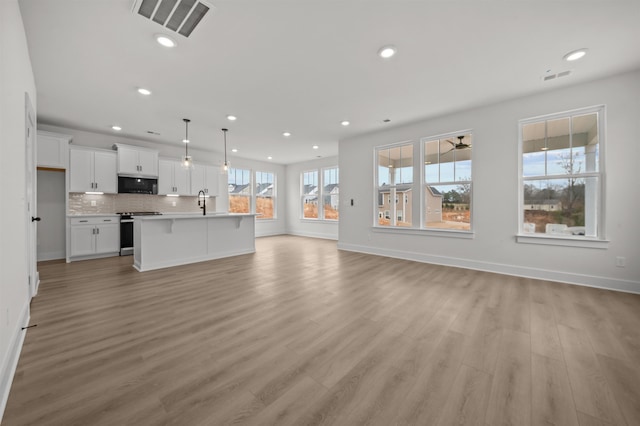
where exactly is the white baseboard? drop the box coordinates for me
[0,303,30,423]
[37,250,65,261]
[337,242,640,294]
[256,230,287,238]
[287,230,338,241]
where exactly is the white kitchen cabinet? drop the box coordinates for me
[37,131,72,169]
[69,147,117,193]
[158,159,190,195]
[69,216,119,258]
[190,163,219,196]
[114,144,158,177]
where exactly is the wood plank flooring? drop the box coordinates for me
[3,235,640,425]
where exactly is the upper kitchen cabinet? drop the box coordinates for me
[69,147,117,193]
[114,144,158,178]
[158,159,190,195]
[190,163,219,196]
[37,131,72,169]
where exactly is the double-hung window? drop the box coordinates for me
[255,171,275,219]
[228,167,251,214]
[301,167,339,220]
[323,167,339,220]
[519,105,604,240]
[423,133,472,231]
[376,143,413,227]
[302,170,319,219]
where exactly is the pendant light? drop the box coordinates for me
[182,118,193,169]
[221,128,230,172]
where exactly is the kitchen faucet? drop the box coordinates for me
[197,190,206,215]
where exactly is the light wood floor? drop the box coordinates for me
[4,236,640,425]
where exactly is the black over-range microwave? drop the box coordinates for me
[117,176,158,194]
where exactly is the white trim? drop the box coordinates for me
[371,226,474,239]
[336,242,639,294]
[518,105,606,241]
[133,247,256,272]
[516,233,609,249]
[288,230,338,241]
[0,304,30,423]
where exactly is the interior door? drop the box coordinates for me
[25,93,39,297]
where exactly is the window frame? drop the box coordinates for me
[421,130,474,233]
[300,166,339,221]
[228,167,252,214]
[374,141,415,228]
[373,132,474,237]
[255,170,276,220]
[517,105,608,248]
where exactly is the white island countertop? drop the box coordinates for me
[133,213,256,272]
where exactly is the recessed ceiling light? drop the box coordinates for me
[378,45,397,59]
[283,132,291,137]
[155,34,176,48]
[111,125,122,131]
[563,48,588,61]
[312,145,319,150]
[231,148,238,153]
[137,88,152,96]
[183,138,189,143]
[341,121,350,126]
[267,156,273,160]
[226,115,237,121]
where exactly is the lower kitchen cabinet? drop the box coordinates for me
[69,216,119,259]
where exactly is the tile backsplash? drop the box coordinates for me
[69,193,214,214]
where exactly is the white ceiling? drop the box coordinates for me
[19,0,640,164]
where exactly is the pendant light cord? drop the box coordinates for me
[222,128,228,165]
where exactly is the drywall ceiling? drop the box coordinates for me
[18,0,640,164]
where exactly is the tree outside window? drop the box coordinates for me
[520,107,603,237]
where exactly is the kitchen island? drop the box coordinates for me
[133,213,256,272]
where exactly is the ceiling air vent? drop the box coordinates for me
[132,0,213,37]
[543,70,572,82]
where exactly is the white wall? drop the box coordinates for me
[0,0,37,418]
[37,124,287,237]
[339,70,640,293]
[36,170,66,260]
[286,156,339,240]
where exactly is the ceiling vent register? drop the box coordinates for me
[132,0,213,37]
[543,70,572,82]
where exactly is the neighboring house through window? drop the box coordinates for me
[228,167,251,213]
[423,132,473,231]
[376,143,413,227]
[301,167,339,220]
[255,171,275,219]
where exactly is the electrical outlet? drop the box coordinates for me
[172,201,177,207]
[615,256,626,267]
[90,200,97,207]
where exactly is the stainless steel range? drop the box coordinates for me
[117,212,162,255]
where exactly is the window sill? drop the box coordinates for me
[516,233,609,249]
[372,226,475,239]
[300,219,339,224]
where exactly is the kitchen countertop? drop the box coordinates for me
[134,213,255,220]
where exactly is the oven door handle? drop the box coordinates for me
[120,219,134,223]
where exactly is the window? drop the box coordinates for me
[228,167,251,213]
[302,170,319,219]
[376,143,413,227]
[520,106,604,239]
[323,167,339,220]
[255,171,275,219]
[423,133,472,230]
[301,167,339,220]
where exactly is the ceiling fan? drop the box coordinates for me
[444,135,472,153]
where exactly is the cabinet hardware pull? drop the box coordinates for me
[80,220,88,223]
